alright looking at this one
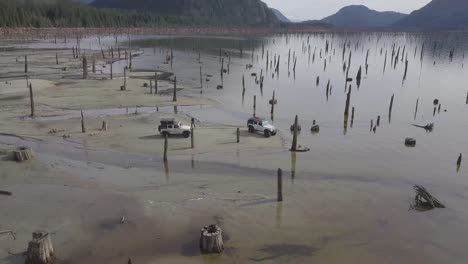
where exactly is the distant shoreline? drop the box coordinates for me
[0,26,331,39]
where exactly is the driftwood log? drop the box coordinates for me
[13,147,34,162]
[411,185,445,211]
[412,123,434,131]
[200,225,224,254]
[25,232,55,264]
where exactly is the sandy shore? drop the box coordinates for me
[0,39,290,264]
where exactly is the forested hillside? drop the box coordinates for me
[0,0,275,28]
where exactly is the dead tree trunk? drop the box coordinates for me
[81,110,86,133]
[173,76,177,102]
[277,168,283,202]
[200,225,224,254]
[29,82,35,117]
[82,56,88,79]
[25,232,55,264]
[291,115,298,151]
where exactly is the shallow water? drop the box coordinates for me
[8,32,468,263]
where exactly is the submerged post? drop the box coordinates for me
[191,118,194,149]
[155,71,158,95]
[253,95,256,117]
[81,110,86,133]
[163,134,168,162]
[236,128,240,143]
[82,56,88,79]
[173,76,177,102]
[291,115,298,151]
[29,82,34,117]
[277,168,283,202]
[25,55,28,73]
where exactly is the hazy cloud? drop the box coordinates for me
[263,0,432,21]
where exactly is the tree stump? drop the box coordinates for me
[199,225,224,254]
[13,147,34,162]
[101,121,107,131]
[25,232,55,264]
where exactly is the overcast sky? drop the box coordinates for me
[263,0,432,21]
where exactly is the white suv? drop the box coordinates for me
[247,117,277,138]
[158,118,191,138]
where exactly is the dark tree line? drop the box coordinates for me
[0,0,194,28]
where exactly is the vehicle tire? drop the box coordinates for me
[162,131,168,138]
[248,126,255,133]
[264,130,271,138]
[183,131,190,138]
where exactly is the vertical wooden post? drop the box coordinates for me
[129,52,132,70]
[414,98,419,120]
[458,154,462,167]
[191,118,194,149]
[110,62,113,80]
[236,128,240,143]
[122,67,126,90]
[291,115,298,151]
[24,55,28,73]
[200,66,203,94]
[277,168,283,202]
[55,53,58,65]
[92,58,95,73]
[81,110,86,133]
[173,76,177,102]
[82,56,88,79]
[253,95,256,117]
[270,90,276,116]
[150,80,153,94]
[163,134,168,162]
[29,82,34,117]
[377,115,381,127]
[155,71,158,95]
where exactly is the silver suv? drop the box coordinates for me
[247,117,277,138]
[158,118,191,138]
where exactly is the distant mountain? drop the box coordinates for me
[271,8,290,23]
[322,5,407,28]
[393,0,468,31]
[91,0,278,26]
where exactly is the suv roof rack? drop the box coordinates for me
[248,117,265,121]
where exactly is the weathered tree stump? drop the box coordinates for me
[405,138,416,147]
[101,121,107,131]
[13,147,34,162]
[199,225,224,254]
[25,232,55,264]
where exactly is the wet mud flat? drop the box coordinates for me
[1,32,468,264]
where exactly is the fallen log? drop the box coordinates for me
[412,123,434,131]
[411,185,445,211]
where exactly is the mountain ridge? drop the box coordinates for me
[322,5,407,29]
[393,0,468,31]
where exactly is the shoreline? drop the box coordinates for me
[0,25,331,39]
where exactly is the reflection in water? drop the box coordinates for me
[164,160,170,183]
[191,153,195,169]
[276,202,283,228]
[290,152,297,181]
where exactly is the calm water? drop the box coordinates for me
[122,33,468,182]
[20,32,468,263]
